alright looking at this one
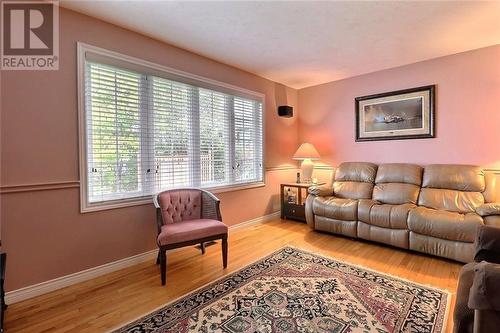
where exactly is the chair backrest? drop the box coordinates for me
[373,163,422,205]
[419,164,485,213]
[333,162,377,199]
[155,189,202,224]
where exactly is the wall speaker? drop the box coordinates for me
[278,105,293,118]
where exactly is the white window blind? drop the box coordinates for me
[84,60,264,206]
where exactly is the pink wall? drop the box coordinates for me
[298,45,500,169]
[0,8,299,291]
[2,7,498,294]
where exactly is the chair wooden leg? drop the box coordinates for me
[159,249,167,286]
[156,250,160,265]
[200,242,205,254]
[222,236,228,269]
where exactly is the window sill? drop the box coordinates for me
[81,181,266,213]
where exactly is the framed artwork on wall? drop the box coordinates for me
[355,85,435,142]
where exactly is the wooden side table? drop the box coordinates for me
[280,182,325,222]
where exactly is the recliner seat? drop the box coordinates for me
[408,165,485,262]
[357,163,422,249]
[310,162,377,237]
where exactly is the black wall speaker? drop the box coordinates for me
[278,105,293,118]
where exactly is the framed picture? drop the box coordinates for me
[355,85,435,142]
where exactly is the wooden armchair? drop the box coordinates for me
[153,188,228,285]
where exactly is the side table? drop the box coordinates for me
[280,182,325,222]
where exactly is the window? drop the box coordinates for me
[79,44,264,212]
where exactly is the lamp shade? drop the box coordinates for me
[293,143,320,160]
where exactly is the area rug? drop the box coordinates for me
[114,247,449,333]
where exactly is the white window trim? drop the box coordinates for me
[77,42,266,213]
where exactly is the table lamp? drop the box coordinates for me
[293,143,320,183]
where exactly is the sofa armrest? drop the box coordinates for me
[474,225,500,264]
[476,203,500,217]
[308,185,333,197]
[305,195,316,229]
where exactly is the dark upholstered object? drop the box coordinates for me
[153,188,228,285]
[468,262,500,311]
[474,225,500,264]
[454,263,476,333]
[454,225,500,333]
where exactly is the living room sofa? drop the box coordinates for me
[305,162,500,262]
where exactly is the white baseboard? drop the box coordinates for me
[5,249,158,304]
[5,211,280,304]
[229,211,280,232]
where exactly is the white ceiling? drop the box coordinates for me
[61,1,500,89]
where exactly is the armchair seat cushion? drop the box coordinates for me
[157,219,228,246]
[408,206,482,242]
[312,196,358,221]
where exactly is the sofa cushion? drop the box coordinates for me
[312,196,358,221]
[335,162,378,183]
[157,219,227,246]
[375,163,423,186]
[333,181,373,199]
[409,231,474,262]
[314,216,357,237]
[357,222,408,249]
[332,162,377,200]
[422,164,485,192]
[373,183,420,205]
[358,199,414,229]
[418,188,484,213]
[408,206,483,242]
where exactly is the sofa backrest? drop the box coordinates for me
[373,163,422,205]
[333,162,377,199]
[419,164,485,213]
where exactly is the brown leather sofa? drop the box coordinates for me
[306,162,500,262]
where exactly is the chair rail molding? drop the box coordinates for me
[2,167,496,194]
[0,181,80,194]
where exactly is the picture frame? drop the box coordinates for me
[355,85,435,142]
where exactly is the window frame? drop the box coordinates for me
[77,43,266,213]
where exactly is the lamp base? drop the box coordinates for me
[301,159,314,183]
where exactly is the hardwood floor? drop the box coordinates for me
[6,219,462,332]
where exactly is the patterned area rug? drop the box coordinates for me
[114,247,449,333]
